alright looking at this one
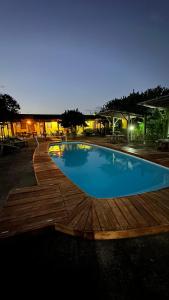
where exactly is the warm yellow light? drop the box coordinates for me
[77,144,92,150]
[129,125,135,131]
[48,143,92,157]
[27,120,32,125]
[86,120,94,128]
[48,144,64,157]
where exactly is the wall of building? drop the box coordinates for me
[3,114,127,138]
[122,118,127,129]
[44,121,65,135]
[11,118,100,136]
[0,123,12,139]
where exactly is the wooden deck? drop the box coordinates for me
[1,140,169,239]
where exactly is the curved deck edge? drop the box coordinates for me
[54,223,169,240]
[1,140,169,240]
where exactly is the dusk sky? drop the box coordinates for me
[0,0,169,114]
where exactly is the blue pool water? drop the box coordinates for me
[49,142,169,198]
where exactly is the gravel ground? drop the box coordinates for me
[1,228,169,299]
[0,139,37,207]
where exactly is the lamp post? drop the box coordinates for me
[129,125,135,142]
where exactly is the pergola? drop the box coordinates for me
[99,109,144,142]
[138,94,169,109]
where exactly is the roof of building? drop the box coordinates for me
[99,110,143,118]
[19,114,61,121]
[15,113,101,121]
[138,94,169,109]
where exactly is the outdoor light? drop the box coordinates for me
[129,125,135,131]
[27,120,32,125]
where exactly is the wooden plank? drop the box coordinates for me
[8,187,61,201]
[70,201,91,231]
[98,199,120,230]
[114,198,138,228]
[157,189,169,204]
[0,215,68,238]
[59,182,82,194]
[129,196,158,226]
[93,224,169,240]
[84,202,93,231]
[107,199,130,229]
[130,195,161,225]
[7,192,62,207]
[118,197,149,227]
[92,204,102,230]
[67,197,88,224]
[143,192,169,219]
[0,200,65,222]
[93,198,119,230]
[84,199,101,231]
[0,209,67,232]
[139,194,169,224]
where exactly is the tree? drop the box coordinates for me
[101,85,169,115]
[0,94,20,138]
[60,109,87,135]
[146,108,168,140]
[0,93,20,122]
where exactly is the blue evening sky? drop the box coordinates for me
[0,0,169,114]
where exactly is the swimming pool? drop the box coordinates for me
[49,142,169,198]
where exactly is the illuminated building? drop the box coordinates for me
[0,113,129,138]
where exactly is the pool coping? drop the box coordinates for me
[1,140,169,240]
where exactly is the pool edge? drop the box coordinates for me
[1,140,169,240]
